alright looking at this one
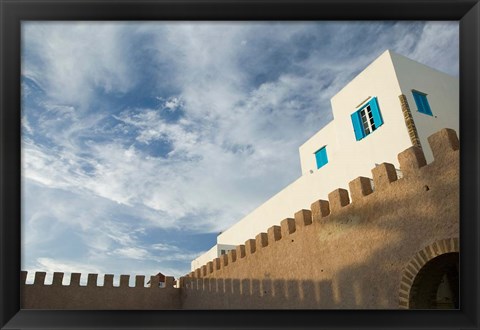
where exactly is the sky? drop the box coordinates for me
[21,21,459,284]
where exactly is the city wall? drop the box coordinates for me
[21,128,460,309]
[181,128,459,309]
[21,272,181,309]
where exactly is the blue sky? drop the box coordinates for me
[21,21,458,284]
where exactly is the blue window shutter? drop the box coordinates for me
[370,97,383,128]
[315,147,328,169]
[350,111,364,141]
[413,91,433,116]
[321,147,328,165]
[421,94,432,115]
[413,91,423,111]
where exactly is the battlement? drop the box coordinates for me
[184,128,459,281]
[21,271,176,288]
[21,271,181,309]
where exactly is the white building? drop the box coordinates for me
[191,50,459,271]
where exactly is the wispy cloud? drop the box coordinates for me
[109,247,149,260]
[22,23,137,108]
[407,21,459,76]
[21,21,458,279]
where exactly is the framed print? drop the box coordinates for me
[1,0,479,329]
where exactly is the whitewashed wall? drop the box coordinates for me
[191,244,236,271]
[391,52,459,162]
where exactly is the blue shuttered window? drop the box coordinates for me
[350,97,383,141]
[315,146,328,169]
[412,90,433,116]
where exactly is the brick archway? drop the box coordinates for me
[398,238,459,309]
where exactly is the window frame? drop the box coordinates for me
[359,102,376,135]
[351,96,384,141]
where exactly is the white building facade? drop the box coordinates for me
[191,50,459,270]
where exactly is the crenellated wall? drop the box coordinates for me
[21,271,181,309]
[180,128,459,309]
[21,128,460,309]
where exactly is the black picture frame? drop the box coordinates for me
[1,0,479,329]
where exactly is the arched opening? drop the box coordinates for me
[409,252,459,309]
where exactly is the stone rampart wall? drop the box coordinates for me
[180,128,460,309]
[21,271,181,309]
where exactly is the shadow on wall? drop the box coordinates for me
[182,277,338,309]
[181,243,459,310]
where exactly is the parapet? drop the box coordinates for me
[185,128,459,280]
[21,271,177,289]
[21,271,182,309]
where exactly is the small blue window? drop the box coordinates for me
[412,90,433,116]
[315,146,328,169]
[351,97,384,141]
